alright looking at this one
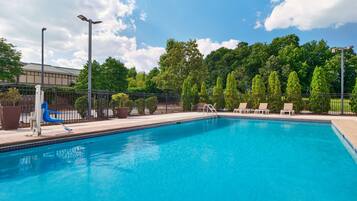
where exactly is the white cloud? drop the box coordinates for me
[265,0,357,31]
[140,12,147,22]
[0,0,163,72]
[0,1,240,72]
[196,38,239,56]
[254,20,263,29]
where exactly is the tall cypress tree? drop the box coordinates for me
[251,75,266,108]
[268,71,282,113]
[192,84,199,106]
[309,67,330,113]
[212,76,225,109]
[199,82,209,103]
[181,76,193,111]
[286,71,303,112]
[224,73,239,111]
[350,78,357,113]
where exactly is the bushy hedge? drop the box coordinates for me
[127,99,134,114]
[135,98,145,115]
[94,98,108,118]
[309,67,330,113]
[145,96,158,114]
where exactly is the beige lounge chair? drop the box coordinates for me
[254,103,270,114]
[280,103,295,115]
[233,103,251,113]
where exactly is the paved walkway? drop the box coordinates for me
[0,112,356,153]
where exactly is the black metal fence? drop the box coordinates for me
[0,84,181,128]
[0,84,356,129]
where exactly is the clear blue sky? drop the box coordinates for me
[134,0,357,49]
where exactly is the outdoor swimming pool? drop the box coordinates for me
[0,118,356,201]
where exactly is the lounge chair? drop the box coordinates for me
[254,103,270,114]
[233,103,251,113]
[280,103,295,115]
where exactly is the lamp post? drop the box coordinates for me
[331,46,354,115]
[77,15,102,119]
[41,27,46,86]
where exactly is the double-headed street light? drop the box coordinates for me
[77,15,102,119]
[331,46,354,115]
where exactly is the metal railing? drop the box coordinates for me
[0,84,182,128]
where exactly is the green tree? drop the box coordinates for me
[75,58,128,92]
[309,67,330,113]
[156,39,208,92]
[224,72,239,111]
[145,67,161,93]
[181,76,193,111]
[101,57,128,92]
[350,78,357,113]
[212,76,225,109]
[199,82,209,103]
[75,60,103,90]
[268,71,282,113]
[0,38,22,82]
[251,75,266,108]
[286,71,303,112]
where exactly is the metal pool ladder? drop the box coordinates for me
[203,104,218,117]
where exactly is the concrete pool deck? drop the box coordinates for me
[0,112,356,153]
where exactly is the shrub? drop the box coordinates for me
[309,67,330,113]
[146,96,158,114]
[224,72,239,111]
[350,78,357,113]
[127,99,134,114]
[0,88,22,106]
[111,93,129,108]
[94,98,108,118]
[268,71,282,113]
[251,75,266,108]
[181,76,193,111]
[135,98,145,115]
[286,71,303,112]
[75,96,88,118]
[199,82,209,103]
[212,76,225,109]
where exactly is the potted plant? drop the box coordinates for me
[112,93,129,118]
[0,88,22,130]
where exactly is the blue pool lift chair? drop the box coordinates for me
[41,102,72,132]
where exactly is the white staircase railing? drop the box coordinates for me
[203,104,218,116]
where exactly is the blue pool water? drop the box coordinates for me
[0,118,357,201]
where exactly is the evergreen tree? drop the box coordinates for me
[224,72,239,111]
[192,84,199,106]
[286,71,303,112]
[268,71,282,113]
[350,78,357,113]
[212,76,225,109]
[181,76,193,111]
[0,38,23,82]
[251,75,266,108]
[309,67,330,113]
[199,82,209,103]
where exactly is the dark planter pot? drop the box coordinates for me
[116,107,129,118]
[0,106,22,130]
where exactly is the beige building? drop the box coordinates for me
[15,63,80,86]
